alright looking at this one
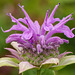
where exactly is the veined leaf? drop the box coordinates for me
[0,57,19,67]
[19,61,37,74]
[52,55,75,70]
[41,58,59,68]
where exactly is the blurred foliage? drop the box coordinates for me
[0,0,75,75]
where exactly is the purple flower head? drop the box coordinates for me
[2,3,75,66]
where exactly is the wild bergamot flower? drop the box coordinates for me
[0,3,75,74]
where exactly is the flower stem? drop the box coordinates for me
[37,69,40,75]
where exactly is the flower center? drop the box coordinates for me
[11,41,59,66]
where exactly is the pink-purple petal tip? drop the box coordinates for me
[18,4,24,8]
[1,27,6,33]
[58,3,60,5]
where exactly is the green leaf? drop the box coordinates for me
[19,61,37,74]
[41,58,59,68]
[0,57,19,67]
[22,68,55,75]
[40,68,55,75]
[22,69,37,75]
[52,55,75,70]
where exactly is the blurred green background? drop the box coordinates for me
[0,0,75,75]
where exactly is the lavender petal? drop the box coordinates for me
[47,3,60,24]
[46,36,64,45]
[22,30,33,40]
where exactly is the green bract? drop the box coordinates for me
[0,55,75,74]
[51,55,75,70]
[0,57,19,67]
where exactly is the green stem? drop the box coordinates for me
[22,72,23,75]
[37,69,40,75]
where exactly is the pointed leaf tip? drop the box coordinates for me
[52,55,75,70]
[42,58,59,65]
[19,61,36,74]
[41,58,59,68]
[59,55,75,66]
